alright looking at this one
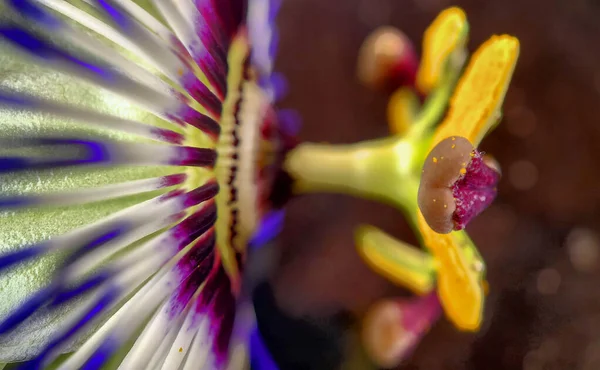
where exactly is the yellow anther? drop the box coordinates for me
[431,35,520,148]
[416,211,484,331]
[416,7,468,94]
[356,225,436,295]
[388,87,419,135]
[418,35,520,331]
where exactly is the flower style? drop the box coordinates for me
[0,0,292,369]
[284,7,519,367]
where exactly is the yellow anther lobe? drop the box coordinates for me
[416,7,468,94]
[418,137,486,330]
[388,87,420,135]
[355,225,436,295]
[431,35,520,148]
[416,212,484,331]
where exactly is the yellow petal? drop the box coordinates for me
[431,35,520,148]
[388,87,420,135]
[355,225,436,295]
[416,7,468,95]
[416,210,485,331]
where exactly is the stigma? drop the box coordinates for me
[418,136,501,234]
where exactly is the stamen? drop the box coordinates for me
[416,7,468,95]
[355,225,436,295]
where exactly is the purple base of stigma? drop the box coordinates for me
[452,150,500,230]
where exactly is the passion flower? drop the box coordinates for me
[0,0,292,369]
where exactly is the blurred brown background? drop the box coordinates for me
[265,0,600,369]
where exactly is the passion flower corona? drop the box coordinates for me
[0,0,294,369]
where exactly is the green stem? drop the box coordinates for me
[407,62,464,140]
[285,136,420,211]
